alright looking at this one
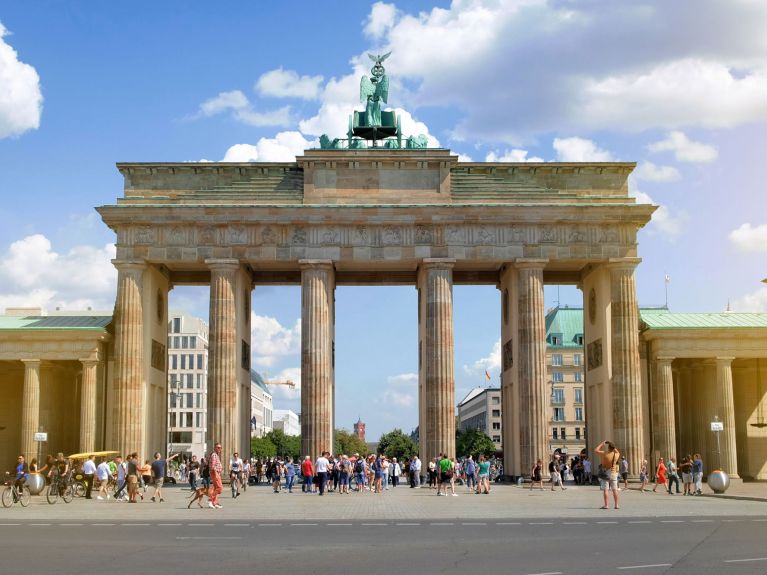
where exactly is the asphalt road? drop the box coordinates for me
[2,516,767,575]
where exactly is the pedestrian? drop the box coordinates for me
[428,458,437,489]
[270,458,282,493]
[391,457,401,487]
[529,458,544,490]
[437,453,453,496]
[652,457,667,493]
[188,455,200,490]
[229,451,243,498]
[126,453,140,504]
[639,460,648,492]
[477,454,491,494]
[354,454,366,493]
[373,454,384,493]
[464,455,476,493]
[583,456,592,485]
[338,455,350,494]
[82,454,97,499]
[692,453,704,495]
[285,457,296,493]
[680,455,693,495]
[113,455,128,501]
[619,456,629,490]
[315,451,330,495]
[139,460,152,497]
[382,456,391,490]
[549,455,566,491]
[667,457,680,494]
[595,440,620,510]
[200,456,211,489]
[410,455,421,488]
[301,455,314,493]
[96,458,111,500]
[151,451,178,503]
[208,443,224,509]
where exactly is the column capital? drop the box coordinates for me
[111,259,147,271]
[79,358,100,368]
[606,257,642,271]
[21,359,41,367]
[656,356,676,365]
[205,258,240,272]
[715,357,735,366]
[298,259,335,271]
[419,258,455,270]
[514,258,548,270]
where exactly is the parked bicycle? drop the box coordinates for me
[2,472,31,507]
[46,470,74,504]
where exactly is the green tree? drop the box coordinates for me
[334,429,368,456]
[378,428,417,460]
[250,435,276,459]
[456,428,496,459]
[266,429,301,460]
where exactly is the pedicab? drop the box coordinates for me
[67,450,120,497]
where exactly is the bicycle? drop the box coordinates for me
[46,471,74,504]
[2,472,31,507]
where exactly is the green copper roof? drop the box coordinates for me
[0,314,112,331]
[250,369,272,395]
[640,310,767,329]
[545,307,584,348]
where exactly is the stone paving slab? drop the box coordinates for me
[2,483,766,522]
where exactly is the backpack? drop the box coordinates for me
[355,459,364,473]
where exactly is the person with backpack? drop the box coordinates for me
[354,454,366,492]
[464,456,477,493]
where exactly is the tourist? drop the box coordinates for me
[301,455,314,493]
[81,454,96,499]
[437,453,451,496]
[373,454,384,493]
[366,455,376,490]
[114,455,127,501]
[619,456,629,490]
[151,451,178,503]
[200,456,210,489]
[529,458,543,490]
[139,459,152,497]
[680,455,693,495]
[652,457,666,493]
[382,456,391,490]
[477,454,491,494]
[208,443,224,509]
[354,454,366,493]
[96,457,111,500]
[315,451,330,496]
[667,457,680,495]
[14,455,26,492]
[229,451,243,498]
[639,460,648,492]
[285,457,296,493]
[390,457,401,487]
[126,452,140,504]
[582,456,592,485]
[270,458,282,493]
[595,440,620,510]
[428,458,437,489]
[338,455,350,494]
[242,458,250,491]
[410,455,421,488]
[549,455,566,491]
[188,455,200,490]
[692,453,704,495]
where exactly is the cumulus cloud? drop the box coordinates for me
[364,2,398,40]
[729,223,767,253]
[0,234,116,312]
[632,189,685,240]
[0,21,43,138]
[256,68,324,100]
[633,161,681,182]
[387,372,418,386]
[485,149,543,162]
[648,131,718,163]
[381,389,415,408]
[464,338,501,375]
[197,90,292,127]
[250,313,301,367]
[732,287,767,312]
[222,131,317,162]
[266,366,302,402]
[553,137,613,162]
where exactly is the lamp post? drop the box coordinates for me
[167,378,181,460]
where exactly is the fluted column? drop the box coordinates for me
[715,357,739,477]
[516,258,548,475]
[79,359,99,452]
[300,260,335,459]
[111,260,145,457]
[654,357,676,460]
[419,259,455,464]
[206,259,240,457]
[608,258,645,478]
[21,359,41,462]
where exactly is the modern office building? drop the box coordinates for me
[250,369,273,438]
[273,409,300,436]
[457,387,503,450]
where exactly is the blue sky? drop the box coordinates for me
[1,1,766,439]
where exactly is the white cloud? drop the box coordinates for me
[381,389,415,408]
[394,107,440,147]
[729,223,767,253]
[485,149,543,162]
[386,372,417,386]
[250,313,300,367]
[197,90,292,127]
[256,68,324,100]
[199,90,249,116]
[633,161,681,182]
[553,137,613,162]
[222,131,317,162]
[0,234,116,312]
[0,22,43,139]
[648,131,718,163]
[267,366,302,402]
[364,2,398,40]
[464,338,501,375]
[732,287,767,312]
[457,153,473,162]
[632,190,685,240]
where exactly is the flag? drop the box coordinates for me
[485,370,491,381]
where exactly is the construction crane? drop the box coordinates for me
[262,375,296,389]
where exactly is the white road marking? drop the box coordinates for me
[0,523,21,526]
[529,522,554,525]
[462,522,487,525]
[176,536,241,540]
[327,523,353,526]
[29,523,51,526]
[396,523,421,526]
[751,519,767,522]
[59,523,83,526]
[361,523,387,526]
[617,563,672,570]
[562,521,587,525]
[224,523,250,527]
[723,557,767,563]
[722,519,741,522]
[120,523,150,526]
[290,523,318,526]
[91,523,115,526]
[527,572,563,575]
[157,523,182,526]
[431,522,454,526]
[660,520,683,523]
[628,521,652,524]
[496,522,521,525]
[258,523,282,526]
[596,521,618,524]
[188,523,215,526]
[691,519,713,523]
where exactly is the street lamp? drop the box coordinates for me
[167,377,181,459]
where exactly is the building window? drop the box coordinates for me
[574,353,582,366]
[575,427,581,440]
[492,396,500,405]
[552,388,565,404]
[197,374,203,389]
[552,372,564,383]
[552,354,563,366]
[197,354,203,370]
[171,355,177,370]
[551,334,562,346]
[576,335,583,345]
[492,409,501,417]
[552,428,558,439]
[560,427,566,439]
[574,372,583,382]
[575,407,583,421]
[181,336,188,349]
[574,388,583,403]
[553,407,564,422]
[170,413,176,427]
[196,394,202,408]
[196,413,201,427]
[492,422,501,430]
[186,413,193,427]
[174,336,180,349]
[180,355,186,370]
[492,435,501,443]
[173,317,181,334]
[190,336,196,349]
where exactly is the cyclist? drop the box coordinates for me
[14,455,27,491]
[48,452,69,495]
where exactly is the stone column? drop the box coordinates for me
[654,357,676,460]
[79,359,99,452]
[715,357,739,477]
[206,259,240,457]
[419,259,456,464]
[300,260,335,459]
[516,258,548,475]
[21,360,41,462]
[691,363,706,460]
[608,258,645,478]
[111,260,145,457]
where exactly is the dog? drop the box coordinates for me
[187,486,209,508]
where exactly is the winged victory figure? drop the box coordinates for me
[360,52,390,126]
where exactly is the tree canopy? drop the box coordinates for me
[378,428,418,460]
[456,428,496,459]
[334,429,368,456]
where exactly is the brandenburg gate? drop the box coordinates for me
[97,148,654,477]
